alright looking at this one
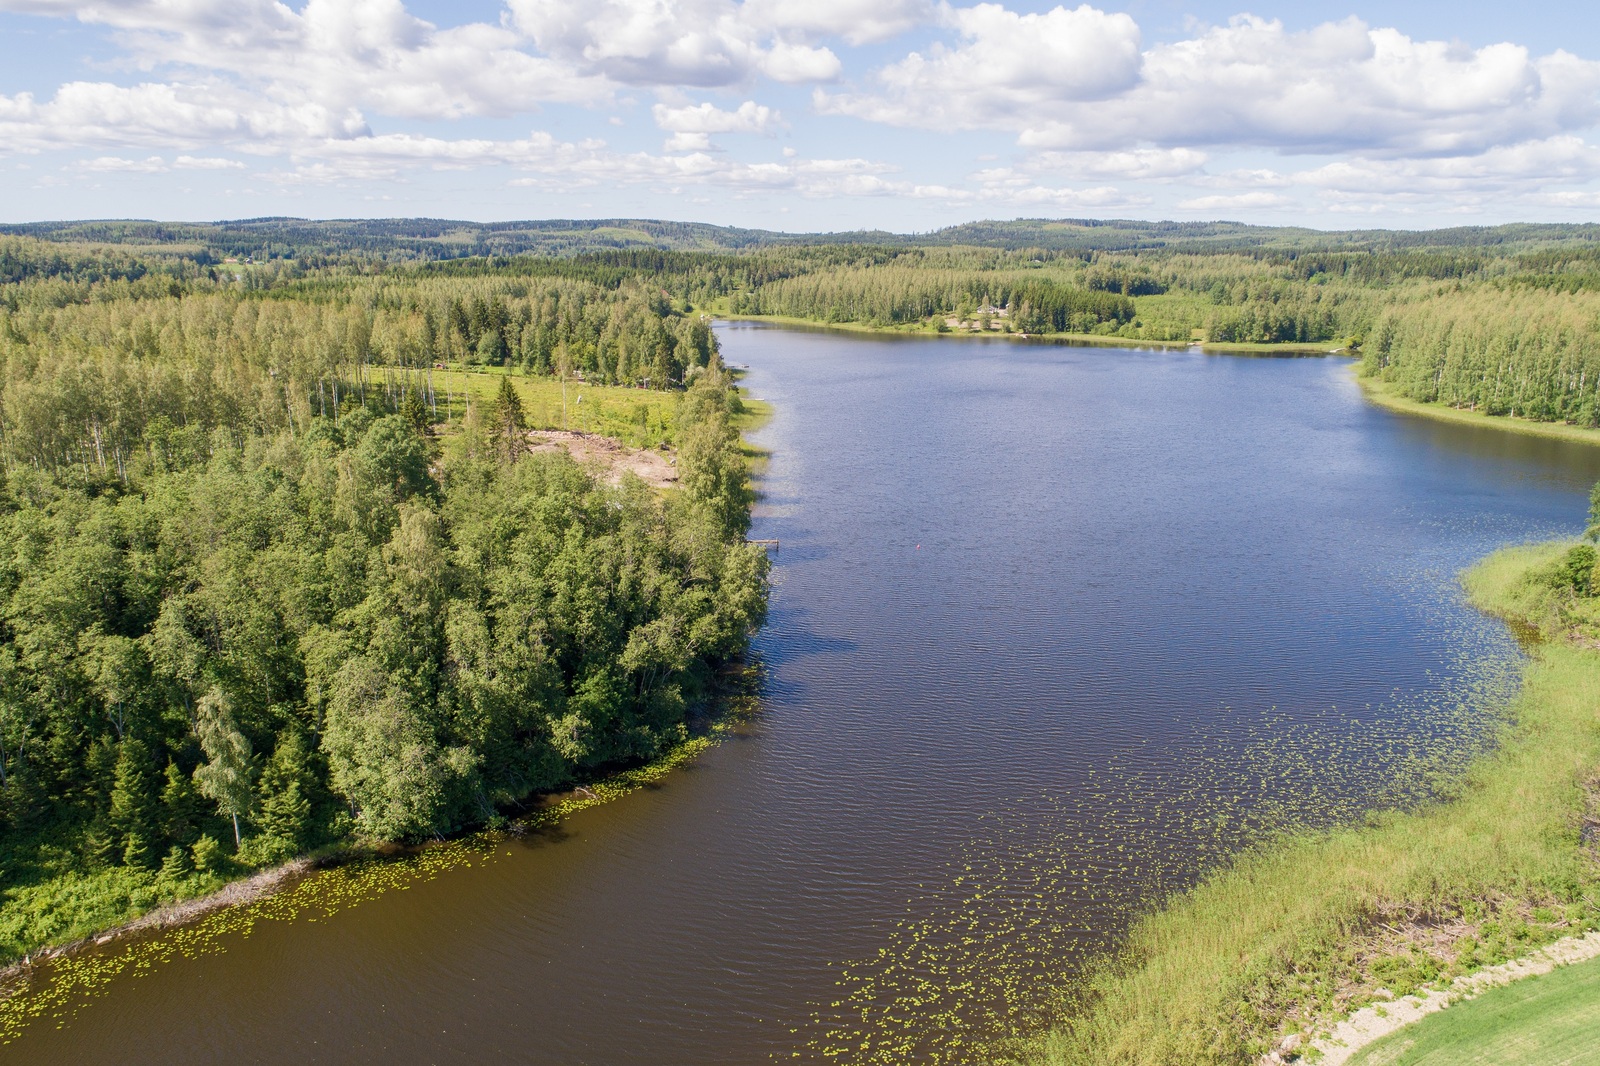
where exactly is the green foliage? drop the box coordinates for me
[191,834,226,874]
[107,738,161,869]
[193,690,256,847]
[0,240,768,965]
[489,375,527,463]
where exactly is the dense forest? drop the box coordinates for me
[0,240,766,960]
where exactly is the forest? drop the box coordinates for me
[0,239,766,960]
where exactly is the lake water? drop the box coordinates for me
[8,328,1600,1065]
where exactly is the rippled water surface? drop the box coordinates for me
[9,328,1600,1065]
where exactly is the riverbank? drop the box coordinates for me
[0,692,757,1039]
[1357,373,1600,448]
[716,312,1343,355]
[1020,541,1600,1066]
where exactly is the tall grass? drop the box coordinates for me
[1022,542,1600,1065]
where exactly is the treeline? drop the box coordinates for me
[0,268,719,480]
[727,265,1134,331]
[0,245,767,959]
[1361,285,1600,424]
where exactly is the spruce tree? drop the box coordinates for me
[490,375,526,463]
[108,737,161,868]
[157,843,193,886]
[258,730,316,859]
[160,760,202,846]
[401,386,430,436]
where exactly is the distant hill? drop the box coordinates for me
[5,216,1600,261]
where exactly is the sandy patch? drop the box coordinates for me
[526,430,678,488]
[1262,930,1600,1065]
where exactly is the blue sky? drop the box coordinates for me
[3,1,1600,232]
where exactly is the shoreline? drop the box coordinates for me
[1028,540,1600,1065]
[716,312,1344,355]
[0,723,740,1035]
[1357,372,1600,447]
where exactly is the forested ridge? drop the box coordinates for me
[0,239,766,962]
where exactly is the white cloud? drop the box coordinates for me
[654,99,780,151]
[509,0,761,87]
[824,10,1600,167]
[761,40,842,83]
[0,80,367,155]
[1177,191,1296,211]
[75,154,168,172]
[3,0,611,120]
[1030,147,1208,180]
[819,3,1142,127]
[740,0,933,46]
[174,154,246,169]
[508,0,878,87]
[653,100,778,133]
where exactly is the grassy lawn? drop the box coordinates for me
[422,365,682,448]
[1348,953,1600,1066]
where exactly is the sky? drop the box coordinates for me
[3,0,1600,232]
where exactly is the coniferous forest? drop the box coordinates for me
[7,215,1600,962]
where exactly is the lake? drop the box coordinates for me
[7,327,1600,1065]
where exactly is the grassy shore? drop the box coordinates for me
[1357,374,1600,448]
[1020,541,1600,1065]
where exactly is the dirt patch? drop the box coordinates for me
[1280,930,1600,1065]
[526,430,678,488]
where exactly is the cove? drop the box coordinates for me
[6,327,1600,1066]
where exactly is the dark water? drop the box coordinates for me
[9,329,1600,1065]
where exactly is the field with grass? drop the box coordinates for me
[1348,952,1600,1065]
[1020,541,1600,1066]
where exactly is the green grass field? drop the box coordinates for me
[1348,953,1600,1065]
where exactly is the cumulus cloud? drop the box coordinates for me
[740,0,934,46]
[653,99,779,150]
[2,0,611,120]
[831,11,1600,160]
[1177,192,1295,211]
[0,80,367,154]
[508,0,856,86]
[6,0,1600,219]
[1029,147,1208,180]
[819,3,1143,126]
